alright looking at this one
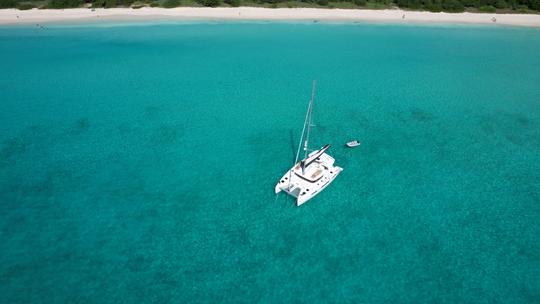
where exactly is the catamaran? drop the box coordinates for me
[275,81,343,206]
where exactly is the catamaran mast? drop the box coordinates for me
[293,80,317,166]
[289,80,317,187]
[304,80,316,159]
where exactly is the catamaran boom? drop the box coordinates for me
[301,144,330,174]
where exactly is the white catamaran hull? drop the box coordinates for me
[275,151,343,206]
[275,81,343,206]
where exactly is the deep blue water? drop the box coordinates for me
[1,22,539,303]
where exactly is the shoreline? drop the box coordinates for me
[1,7,540,27]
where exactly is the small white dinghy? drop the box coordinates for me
[346,140,361,148]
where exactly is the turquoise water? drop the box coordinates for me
[1,22,539,303]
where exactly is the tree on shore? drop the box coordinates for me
[198,0,220,6]
[0,0,17,8]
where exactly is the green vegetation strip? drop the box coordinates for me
[0,0,538,13]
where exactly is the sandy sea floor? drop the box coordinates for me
[1,22,539,303]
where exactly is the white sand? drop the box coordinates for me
[1,7,540,27]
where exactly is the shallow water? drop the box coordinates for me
[1,22,539,303]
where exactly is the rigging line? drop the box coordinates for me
[304,80,316,159]
[294,85,314,165]
[288,82,315,191]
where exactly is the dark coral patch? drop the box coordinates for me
[410,108,434,122]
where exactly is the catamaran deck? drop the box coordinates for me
[275,152,342,206]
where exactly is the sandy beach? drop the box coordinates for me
[0,7,540,27]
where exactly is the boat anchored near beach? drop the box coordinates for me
[275,81,343,206]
